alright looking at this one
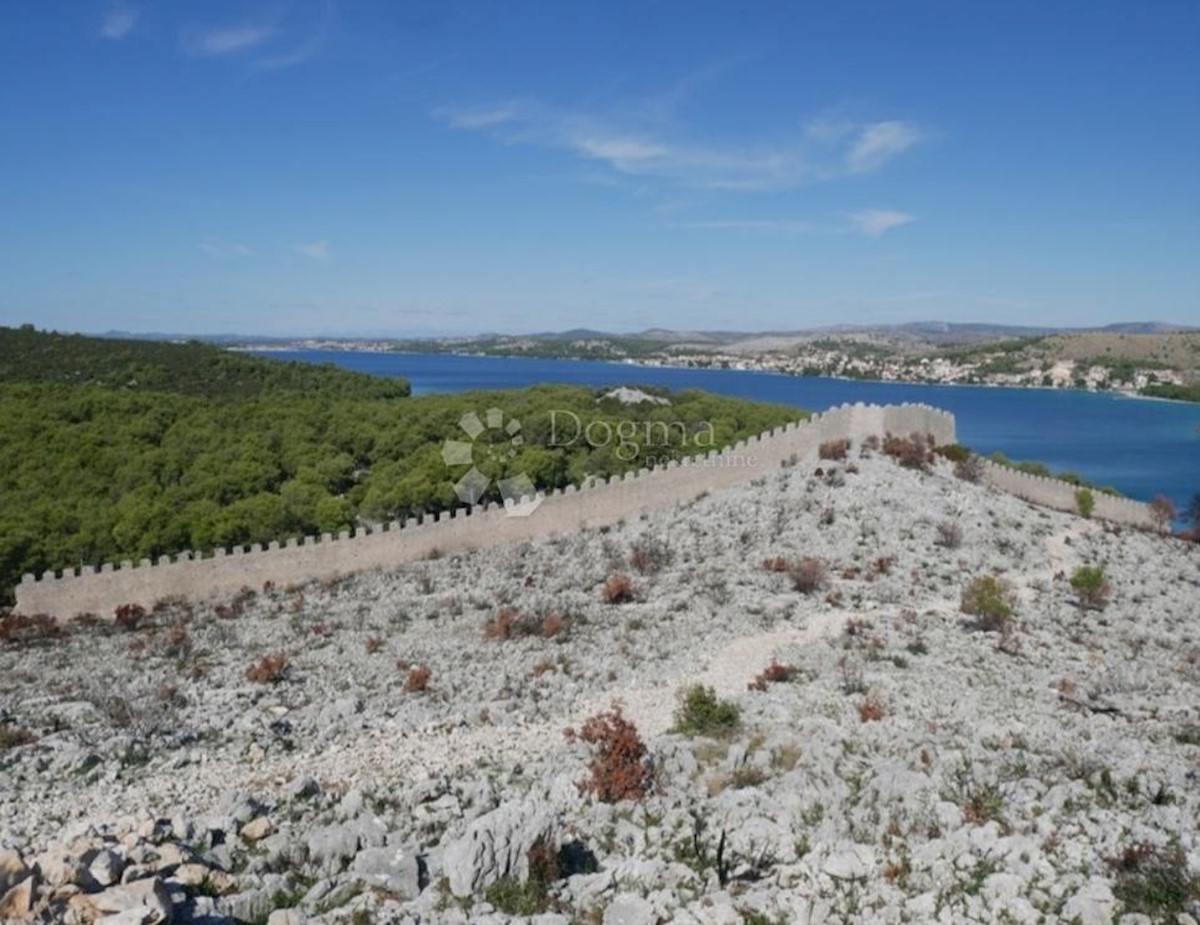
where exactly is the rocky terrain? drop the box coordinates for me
[2,445,1199,924]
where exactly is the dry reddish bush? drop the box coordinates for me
[540,614,569,638]
[246,653,288,684]
[114,603,147,632]
[405,664,432,693]
[564,704,651,803]
[365,636,384,654]
[483,607,543,640]
[819,438,850,461]
[0,613,66,647]
[761,556,790,573]
[883,433,934,471]
[789,558,829,594]
[601,573,638,605]
[844,617,875,638]
[858,695,886,723]
[935,520,964,549]
[748,661,794,691]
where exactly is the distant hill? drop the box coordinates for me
[0,325,410,400]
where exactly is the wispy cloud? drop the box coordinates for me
[670,210,915,237]
[847,209,916,237]
[293,241,331,261]
[846,121,923,174]
[256,0,335,70]
[100,4,137,39]
[184,23,275,57]
[198,238,255,259]
[436,98,923,192]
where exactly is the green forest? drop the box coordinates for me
[0,327,804,603]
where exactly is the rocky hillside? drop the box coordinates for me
[1,447,1198,923]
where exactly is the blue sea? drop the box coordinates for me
[262,350,1199,514]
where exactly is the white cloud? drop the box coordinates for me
[256,0,335,70]
[184,24,275,56]
[437,100,923,192]
[198,238,255,259]
[847,209,916,237]
[438,103,522,130]
[293,241,331,261]
[670,218,821,234]
[100,5,137,39]
[846,121,922,174]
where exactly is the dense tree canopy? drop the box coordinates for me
[0,377,802,603]
[0,325,410,400]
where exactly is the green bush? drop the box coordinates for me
[1070,565,1111,611]
[960,575,1016,632]
[1076,487,1096,519]
[673,685,741,737]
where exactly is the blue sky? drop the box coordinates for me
[0,1,1196,336]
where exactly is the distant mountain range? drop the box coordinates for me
[92,320,1198,345]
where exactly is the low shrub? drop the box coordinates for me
[1109,842,1200,919]
[565,704,651,803]
[484,607,541,640]
[114,603,147,632]
[0,613,66,647]
[883,432,934,471]
[935,520,964,549]
[935,443,971,463]
[404,664,431,693]
[954,455,985,483]
[819,438,850,460]
[858,695,886,723]
[789,558,829,594]
[673,685,741,737]
[0,724,36,750]
[1076,487,1096,519]
[246,653,288,684]
[629,539,672,575]
[1070,565,1111,611]
[960,575,1016,632]
[601,573,638,604]
[748,661,793,691]
[365,636,383,654]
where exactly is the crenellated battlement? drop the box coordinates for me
[12,402,1152,617]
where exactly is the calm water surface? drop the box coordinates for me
[263,350,1198,512]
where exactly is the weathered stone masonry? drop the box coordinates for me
[14,403,1155,616]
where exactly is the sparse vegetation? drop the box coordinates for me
[1109,842,1200,918]
[565,704,652,803]
[601,573,638,604]
[246,653,289,684]
[883,433,934,471]
[1070,565,1111,611]
[673,685,741,737]
[404,664,431,693]
[788,558,829,594]
[1076,487,1095,519]
[935,520,964,548]
[0,724,36,750]
[960,575,1016,632]
[819,438,850,460]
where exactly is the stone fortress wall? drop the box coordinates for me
[14,403,1155,617]
[978,460,1157,528]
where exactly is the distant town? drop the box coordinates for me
[235,324,1200,400]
